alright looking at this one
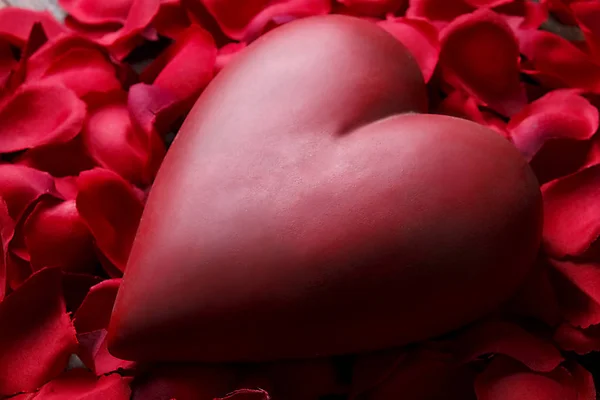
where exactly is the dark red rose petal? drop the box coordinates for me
[0,8,66,47]
[216,389,270,400]
[354,348,476,400]
[464,0,513,7]
[448,319,563,372]
[543,164,600,258]
[550,259,600,328]
[25,35,122,97]
[141,24,216,113]
[0,164,59,222]
[406,0,474,23]
[199,0,331,41]
[16,136,98,178]
[61,272,103,313]
[131,364,237,400]
[336,0,406,16]
[23,199,96,274]
[554,323,600,354]
[0,268,77,397]
[59,0,134,25]
[0,83,86,153]
[377,16,439,83]
[0,40,16,87]
[5,251,33,290]
[439,9,526,116]
[82,91,154,186]
[32,369,132,400]
[0,197,14,301]
[508,90,598,161]
[474,357,594,400]
[73,278,120,333]
[436,90,487,124]
[76,169,144,272]
[519,30,600,92]
[77,329,136,375]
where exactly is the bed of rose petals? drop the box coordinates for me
[0,0,600,399]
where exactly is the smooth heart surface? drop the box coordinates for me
[108,15,542,362]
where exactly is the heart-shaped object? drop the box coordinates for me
[108,15,542,362]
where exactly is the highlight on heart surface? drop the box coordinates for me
[0,1,599,399]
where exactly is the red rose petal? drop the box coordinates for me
[26,35,122,97]
[377,16,439,82]
[153,0,192,39]
[508,90,599,161]
[0,197,14,301]
[216,389,270,400]
[0,83,86,153]
[5,251,33,290]
[76,169,144,272]
[436,90,487,124]
[550,259,600,328]
[128,82,180,134]
[73,278,121,333]
[543,164,600,258]
[59,0,134,25]
[336,0,406,16]
[77,329,136,375]
[0,164,58,222]
[406,0,474,23]
[141,24,216,113]
[474,357,592,400]
[571,1,600,59]
[554,323,600,354]
[0,8,65,47]
[0,40,16,87]
[519,30,600,92]
[16,137,98,178]
[449,319,563,372]
[33,369,132,400]
[131,364,237,400]
[199,0,330,41]
[0,268,77,397]
[439,9,526,116]
[82,91,154,186]
[464,0,513,7]
[23,199,96,274]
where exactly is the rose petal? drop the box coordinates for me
[16,137,98,178]
[554,323,600,354]
[198,0,331,41]
[76,169,144,272]
[59,0,134,25]
[0,83,87,153]
[0,8,65,47]
[0,164,58,222]
[33,369,132,400]
[0,40,16,87]
[550,259,600,328]
[377,16,439,82]
[5,251,33,290]
[23,199,96,274]
[519,30,600,92]
[542,164,600,258]
[0,197,14,301]
[128,82,180,135]
[82,91,155,186]
[153,0,192,39]
[449,319,563,372]
[439,9,526,116]
[474,357,592,400]
[336,0,406,16]
[26,35,122,97]
[571,1,600,59]
[140,24,216,113]
[0,268,77,396]
[508,90,599,161]
[216,389,270,400]
[435,90,487,124]
[77,329,136,375]
[131,364,237,400]
[215,42,247,74]
[73,278,120,333]
[406,0,474,23]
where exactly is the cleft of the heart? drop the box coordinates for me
[107,15,542,362]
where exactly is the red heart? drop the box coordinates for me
[108,15,542,362]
